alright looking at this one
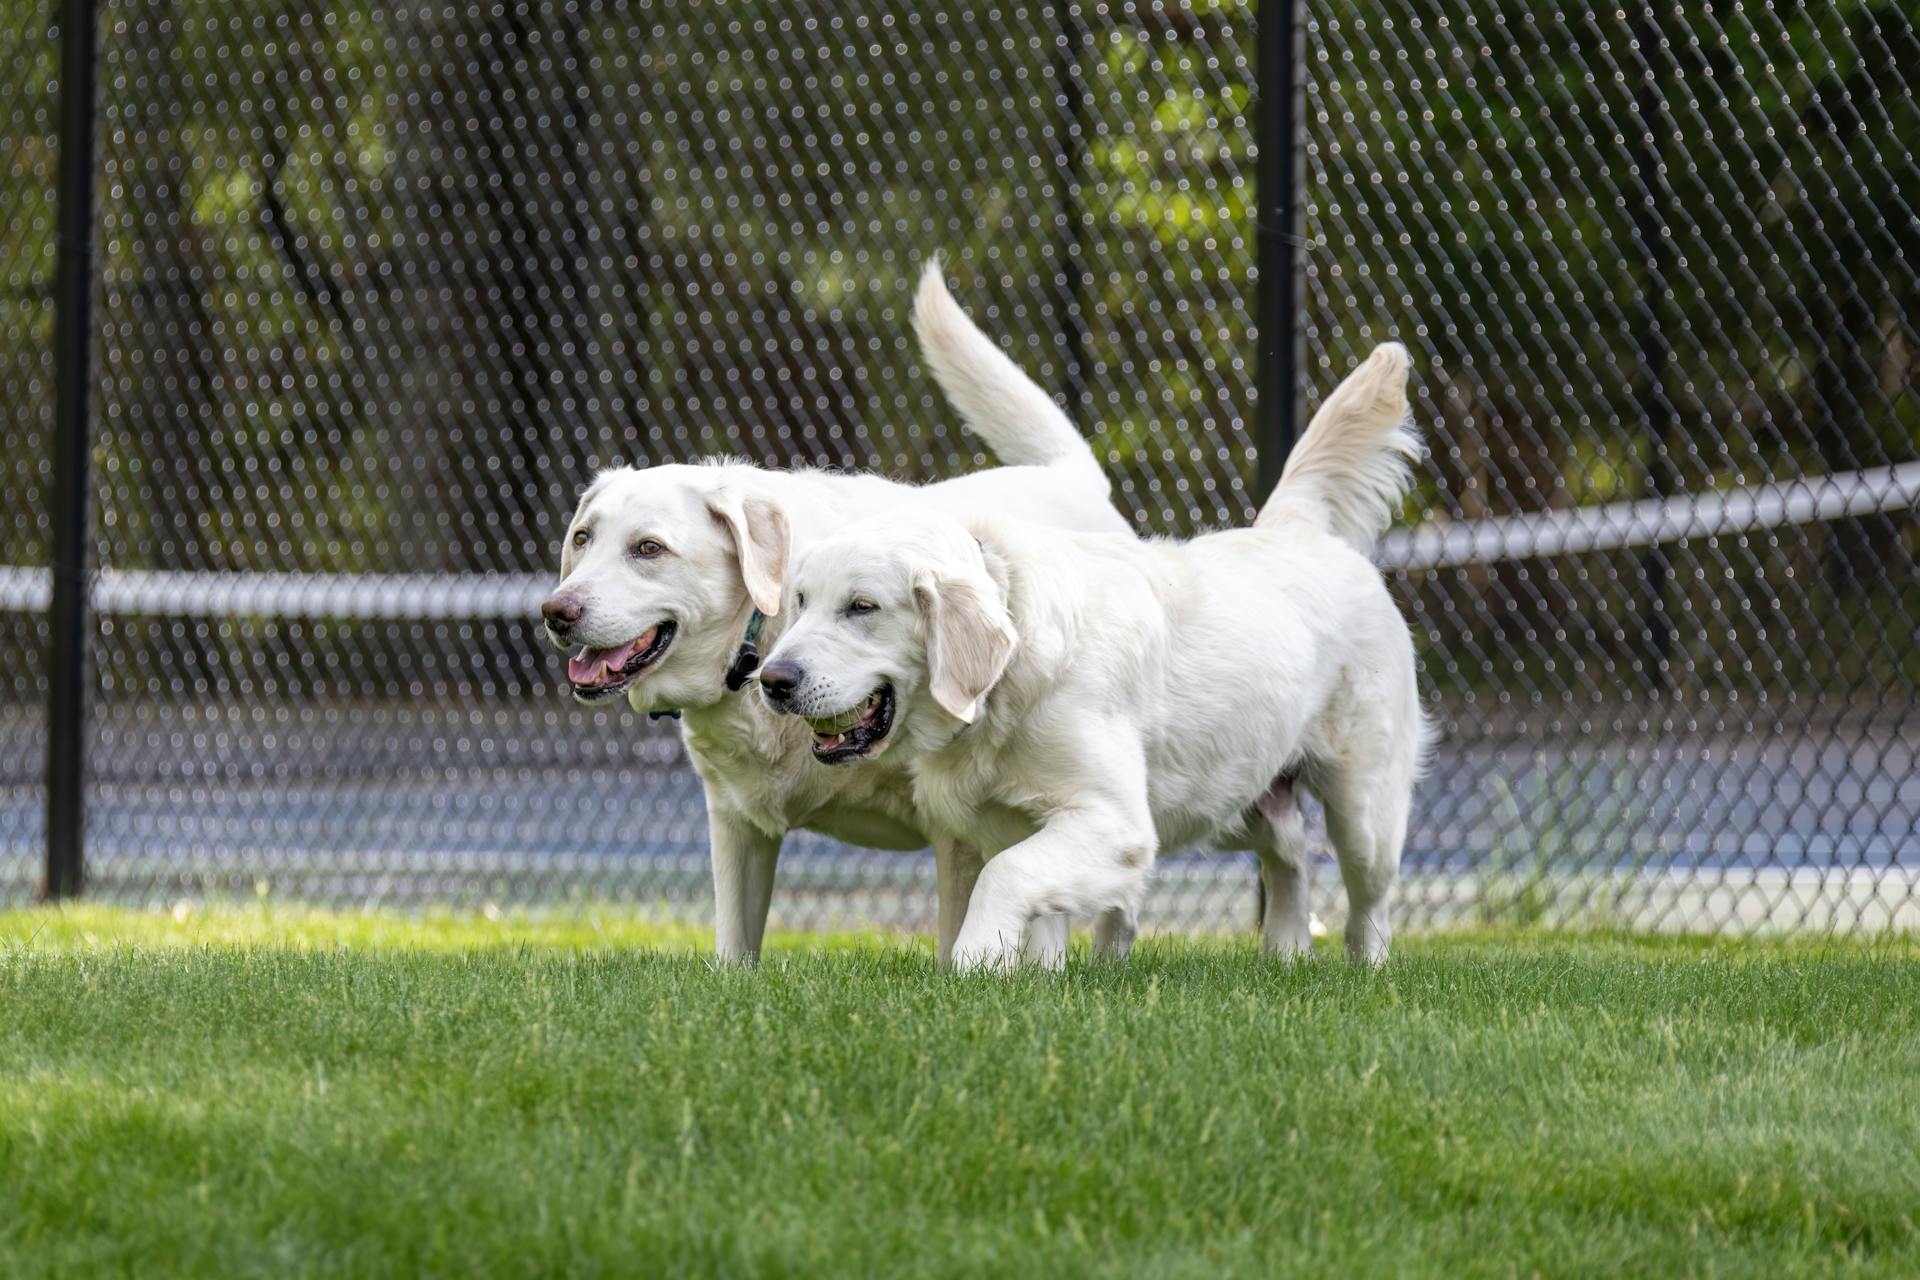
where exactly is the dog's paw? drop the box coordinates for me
[948,936,1021,974]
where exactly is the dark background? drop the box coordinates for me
[1,2,1915,929]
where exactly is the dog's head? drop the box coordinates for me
[756,511,1017,765]
[541,464,788,712]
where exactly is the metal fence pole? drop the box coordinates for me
[1254,0,1303,930]
[45,0,100,899]
[1255,0,1303,504]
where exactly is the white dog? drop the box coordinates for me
[756,343,1426,970]
[542,263,1130,965]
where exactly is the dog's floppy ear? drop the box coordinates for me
[913,567,1017,724]
[708,489,790,616]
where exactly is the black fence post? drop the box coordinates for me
[1255,0,1304,505]
[45,0,100,900]
[1053,2,1088,423]
[1629,7,1675,691]
[1254,0,1304,931]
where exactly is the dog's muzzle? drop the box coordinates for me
[800,684,895,765]
[567,621,677,702]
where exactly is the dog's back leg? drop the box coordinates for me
[1315,757,1414,965]
[1250,774,1315,958]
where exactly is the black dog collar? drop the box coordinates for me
[646,609,765,722]
[723,608,766,692]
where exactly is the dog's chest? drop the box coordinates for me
[681,701,925,849]
[911,742,1040,857]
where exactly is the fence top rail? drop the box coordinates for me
[1377,460,1920,573]
[0,461,1914,620]
[0,568,552,619]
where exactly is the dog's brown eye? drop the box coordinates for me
[571,529,589,548]
[847,599,878,616]
[633,538,665,559]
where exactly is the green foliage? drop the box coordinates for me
[0,2,1914,693]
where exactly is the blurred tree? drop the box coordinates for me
[0,0,1913,702]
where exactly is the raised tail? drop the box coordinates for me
[912,257,1109,491]
[1256,342,1418,551]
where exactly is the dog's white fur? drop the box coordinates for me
[544,262,1130,965]
[761,344,1426,970]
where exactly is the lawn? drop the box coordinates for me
[2,906,1916,1277]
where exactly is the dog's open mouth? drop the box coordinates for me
[805,684,894,764]
[567,622,677,702]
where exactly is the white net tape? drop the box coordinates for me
[2,461,1916,618]
[1377,459,1920,572]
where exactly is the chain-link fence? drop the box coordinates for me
[2,1,1915,936]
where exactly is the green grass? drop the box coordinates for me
[2,907,1916,1277]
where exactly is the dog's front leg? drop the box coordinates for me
[1091,907,1137,960]
[708,801,783,963]
[948,736,1152,974]
[932,838,983,970]
[939,838,1065,970]
[949,811,1154,973]
[949,730,1156,973]
[1023,914,1070,970]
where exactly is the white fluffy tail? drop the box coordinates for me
[1256,342,1418,551]
[912,257,1109,491]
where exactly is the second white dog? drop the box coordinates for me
[756,344,1427,969]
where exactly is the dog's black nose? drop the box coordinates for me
[758,660,802,702]
[541,593,583,636]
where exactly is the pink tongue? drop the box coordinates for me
[567,633,647,686]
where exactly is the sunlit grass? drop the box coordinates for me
[1,905,1915,1277]
[0,900,889,955]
